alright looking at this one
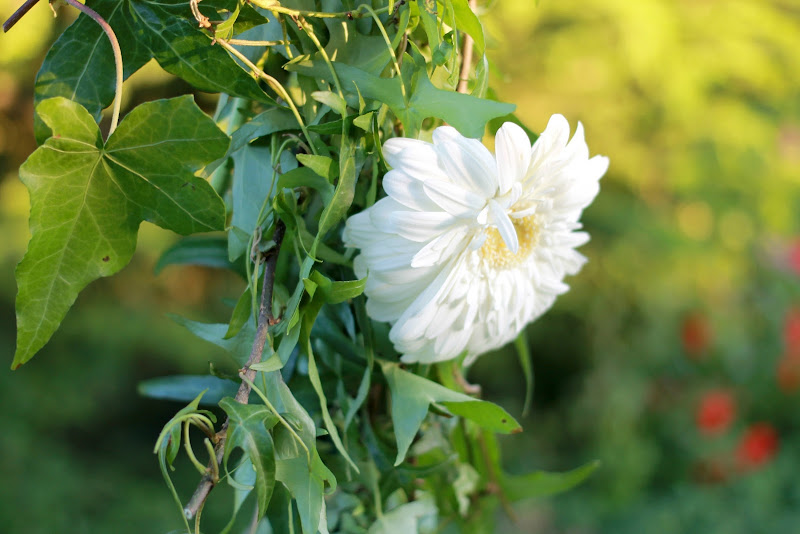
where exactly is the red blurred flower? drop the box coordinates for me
[777,354,800,393]
[784,308,800,355]
[682,313,712,358]
[737,423,779,470]
[788,240,800,275]
[696,390,736,436]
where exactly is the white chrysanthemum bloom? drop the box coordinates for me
[343,115,609,364]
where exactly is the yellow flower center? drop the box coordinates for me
[479,215,540,269]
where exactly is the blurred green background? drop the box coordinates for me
[1,0,799,532]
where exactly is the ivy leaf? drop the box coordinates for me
[13,96,228,368]
[287,58,514,138]
[380,362,521,465]
[130,0,274,103]
[220,398,280,519]
[34,0,153,142]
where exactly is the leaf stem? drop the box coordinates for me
[298,18,344,100]
[62,0,124,135]
[253,1,391,19]
[183,220,287,521]
[360,3,407,102]
[239,373,311,463]
[214,38,317,155]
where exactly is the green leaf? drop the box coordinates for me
[275,456,332,534]
[300,289,360,472]
[296,154,338,183]
[34,0,153,142]
[288,58,514,138]
[367,494,437,534]
[225,287,253,339]
[155,235,246,278]
[307,271,366,304]
[314,134,357,248]
[220,397,280,519]
[451,0,485,55]
[154,391,211,533]
[408,71,514,138]
[228,143,282,260]
[138,375,239,404]
[277,167,335,206]
[487,110,539,145]
[203,107,300,178]
[380,362,521,465]
[130,0,274,103]
[307,115,357,135]
[13,96,228,368]
[169,313,257,366]
[501,460,600,502]
[311,91,348,116]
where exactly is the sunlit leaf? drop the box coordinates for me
[130,0,274,103]
[13,96,228,368]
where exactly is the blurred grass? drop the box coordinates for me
[0,0,799,532]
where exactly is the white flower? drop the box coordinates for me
[343,115,609,364]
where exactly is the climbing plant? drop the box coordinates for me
[3,0,601,532]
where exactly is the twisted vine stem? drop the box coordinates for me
[4,0,124,135]
[183,220,286,521]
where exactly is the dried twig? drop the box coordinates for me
[2,0,40,33]
[183,220,286,521]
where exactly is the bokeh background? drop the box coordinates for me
[1,0,799,532]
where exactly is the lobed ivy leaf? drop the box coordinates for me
[287,58,514,138]
[13,96,228,368]
[220,397,280,519]
[130,0,274,104]
[34,0,152,142]
[380,362,521,465]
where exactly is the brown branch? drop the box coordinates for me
[183,219,286,521]
[2,0,40,33]
[456,0,478,95]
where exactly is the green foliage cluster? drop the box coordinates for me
[4,0,595,532]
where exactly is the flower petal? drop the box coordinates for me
[488,199,519,254]
[495,122,532,195]
[423,178,486,217]
[432,126,497,197]
[383,170,441,212]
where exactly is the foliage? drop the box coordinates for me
[2,0,594,532]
